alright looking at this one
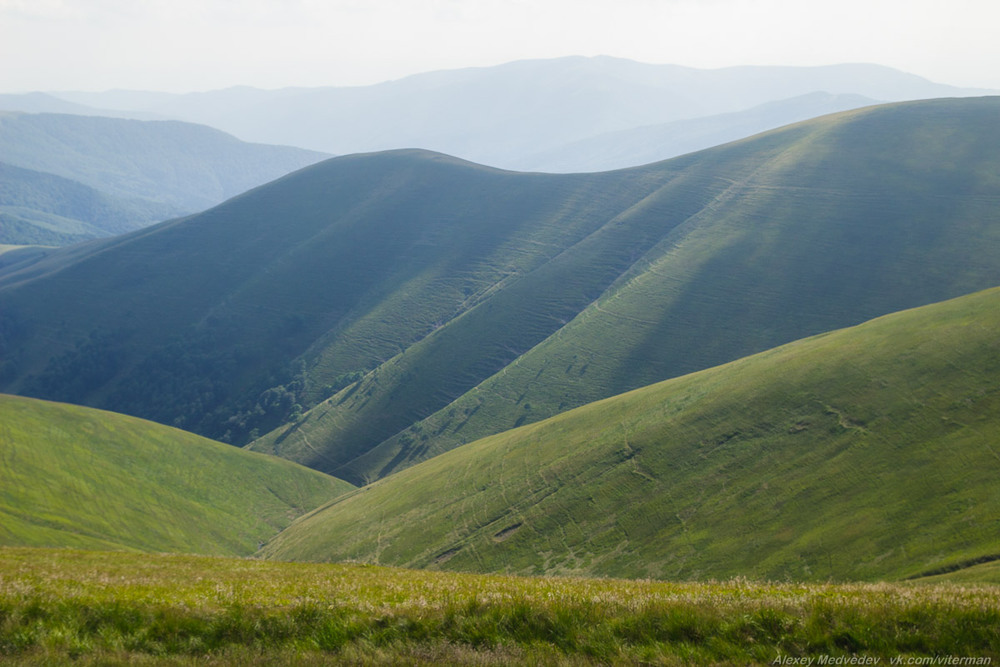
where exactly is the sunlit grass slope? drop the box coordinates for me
[2,547,998,665]
[264,286,1000,583]
[0,394,353,555]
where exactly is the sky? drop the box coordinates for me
[1,0,998,94]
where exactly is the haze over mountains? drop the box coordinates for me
[1,57,991,247]
[0,112,328,245]
[514,91,878,172]
[4,57,994,173]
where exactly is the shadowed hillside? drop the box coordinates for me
[0,151,662,445]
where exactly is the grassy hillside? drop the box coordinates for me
[2,548,998,665]
[0,150,665,448]
[0,394,353,555]
[256,97,1000,483]
[0,111,328,243]
[262,285,1000,583]
[2,98,1000,485]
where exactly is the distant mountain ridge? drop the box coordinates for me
[0,161,176,246]
[0,111,329,245]
[0,92,155,118]
[11,56,994,172]
[1,97,999,488]
[510,91,880,172]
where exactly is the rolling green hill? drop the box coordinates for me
[252,96,1000,483]
[0,393,353,555]
[262,285,1000,583]
[0,150,665,446]
[1,97,999,486]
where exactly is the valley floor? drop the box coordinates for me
[1,547,998,665]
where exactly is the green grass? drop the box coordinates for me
[0,394,353,555]
[915,560,1000,585]
[263,285,1000,583]
[1,547,998,665]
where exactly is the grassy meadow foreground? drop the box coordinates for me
[1,548,998,665]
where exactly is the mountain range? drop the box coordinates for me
[0,111,328,245]
[5,57,994,173]
[1,96,998,491]
[2,57,991,247]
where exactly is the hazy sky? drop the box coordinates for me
[2,0,998,93]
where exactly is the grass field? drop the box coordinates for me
[1,547,998,665]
